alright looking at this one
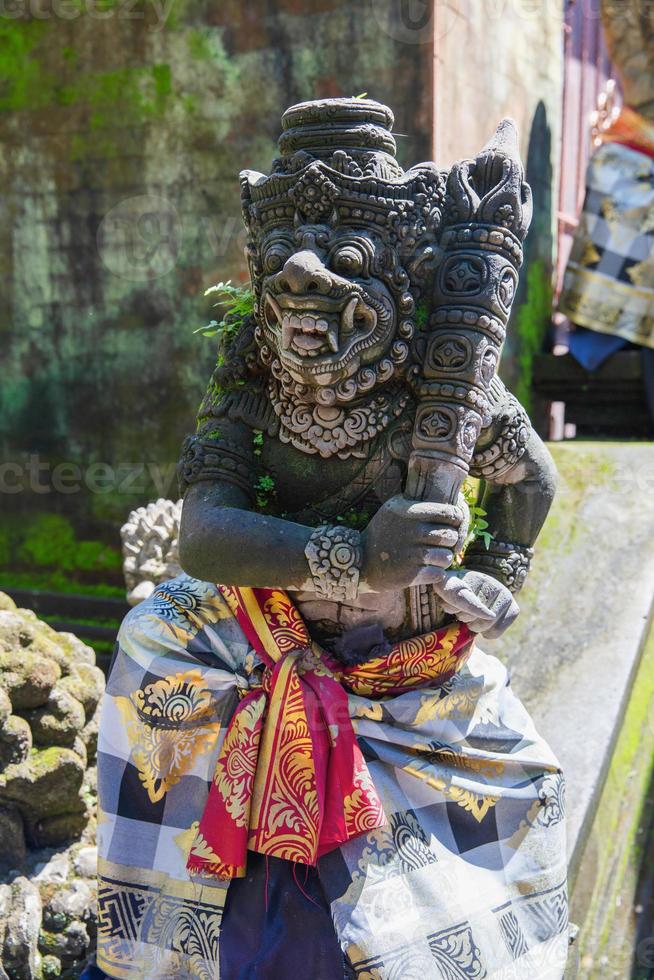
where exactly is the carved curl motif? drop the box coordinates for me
[428,336,472,372]
[177,435,255,500]
[304,525,362,603]
[464,541,534,593]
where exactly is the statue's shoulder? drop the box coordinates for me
[469,376,532,481]
[197,315,278,438]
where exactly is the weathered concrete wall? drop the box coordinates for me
[484,441,654,975]
[432,0,564,406]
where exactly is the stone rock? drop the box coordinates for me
[121,498,183,605]
[73,845,97,880]
[33,851,71,887]
[57,663,104,720]
[0,805,26,874]
[0,883,10,976]
[0,715,32,770]
[25,809,89,850]
[41,909,68,935]
[71,735,87,768]
[128,580,156,604]
[40,956,61,979]
[46,879,93,927]
[0,610,61,656]
[0,610,95,679]
[51,632,95,671]
[80,713,99,763]
[39,920,90,962]
[0,648,60,711]
[0,688,11,726]
[0,746,85,821]
[2,876,42,980]
[25,687,86,748]
[0,592,16,612]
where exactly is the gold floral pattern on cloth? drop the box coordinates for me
[405,758,500,823]
[119,576,234,657]
[343,767,387,837]
[116,669,223,803]
[213,695,266,826]
[187,830,241,879]
[187,586,388,880]
[248,654,320,863]
[343,622,470,698]
[98,577,568,977]
[262,590,308,652]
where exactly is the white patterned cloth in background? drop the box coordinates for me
[559,140,654,350]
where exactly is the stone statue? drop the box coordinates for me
[178,98,555,646]
[120,498,183,606]
[95,100,567,980]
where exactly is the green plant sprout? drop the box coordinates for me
[453,481,493,567]
[194,280,255,340]
[252,431,264,457]
[254,474,276,510]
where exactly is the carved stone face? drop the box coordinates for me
[259,225,398,391]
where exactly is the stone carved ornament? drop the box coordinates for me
[120,498,183,606]
[178,99,556,644]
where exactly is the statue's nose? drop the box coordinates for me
[279,251,330,294]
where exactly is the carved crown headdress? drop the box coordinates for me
[239,98,445,249]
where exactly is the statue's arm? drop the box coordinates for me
[463,378,557,593]
[176,411,316,589]
[180,480,317,589]
[176,419,475,600]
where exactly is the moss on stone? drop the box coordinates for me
[25,687,86,749]
[0,647,61,711]
[0,20,52,112]
[573,623,654,976]
[513,258,552,414]
[57,665,104,720]
[41,953,62,978]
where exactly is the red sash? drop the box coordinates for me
[187,587,473,880]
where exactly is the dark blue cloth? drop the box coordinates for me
[329,623,392,666]
[80,966,108,980]
[569,326,627,371]
[220,851,345,979]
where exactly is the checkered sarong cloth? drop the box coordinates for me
[559,140,654,349]
[96,575,568,979]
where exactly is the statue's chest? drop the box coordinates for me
[261,441,369,513]
[259,429,409,522]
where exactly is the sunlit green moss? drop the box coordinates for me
[514,259,552,413]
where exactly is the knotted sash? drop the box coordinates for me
[187,586,473,880]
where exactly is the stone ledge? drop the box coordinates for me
[483,441,654,885]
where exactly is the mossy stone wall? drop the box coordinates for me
[0,0,432,547]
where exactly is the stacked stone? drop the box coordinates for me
[0,592,105,980]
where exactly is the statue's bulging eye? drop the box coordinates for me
[263,243,292,274]
[331,245,365,277]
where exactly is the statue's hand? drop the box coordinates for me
[360,496,468,594]
[432,569,520,639]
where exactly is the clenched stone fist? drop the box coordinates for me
[430,569,520,638]
[359,495,519,637]
[360,496,468,594]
